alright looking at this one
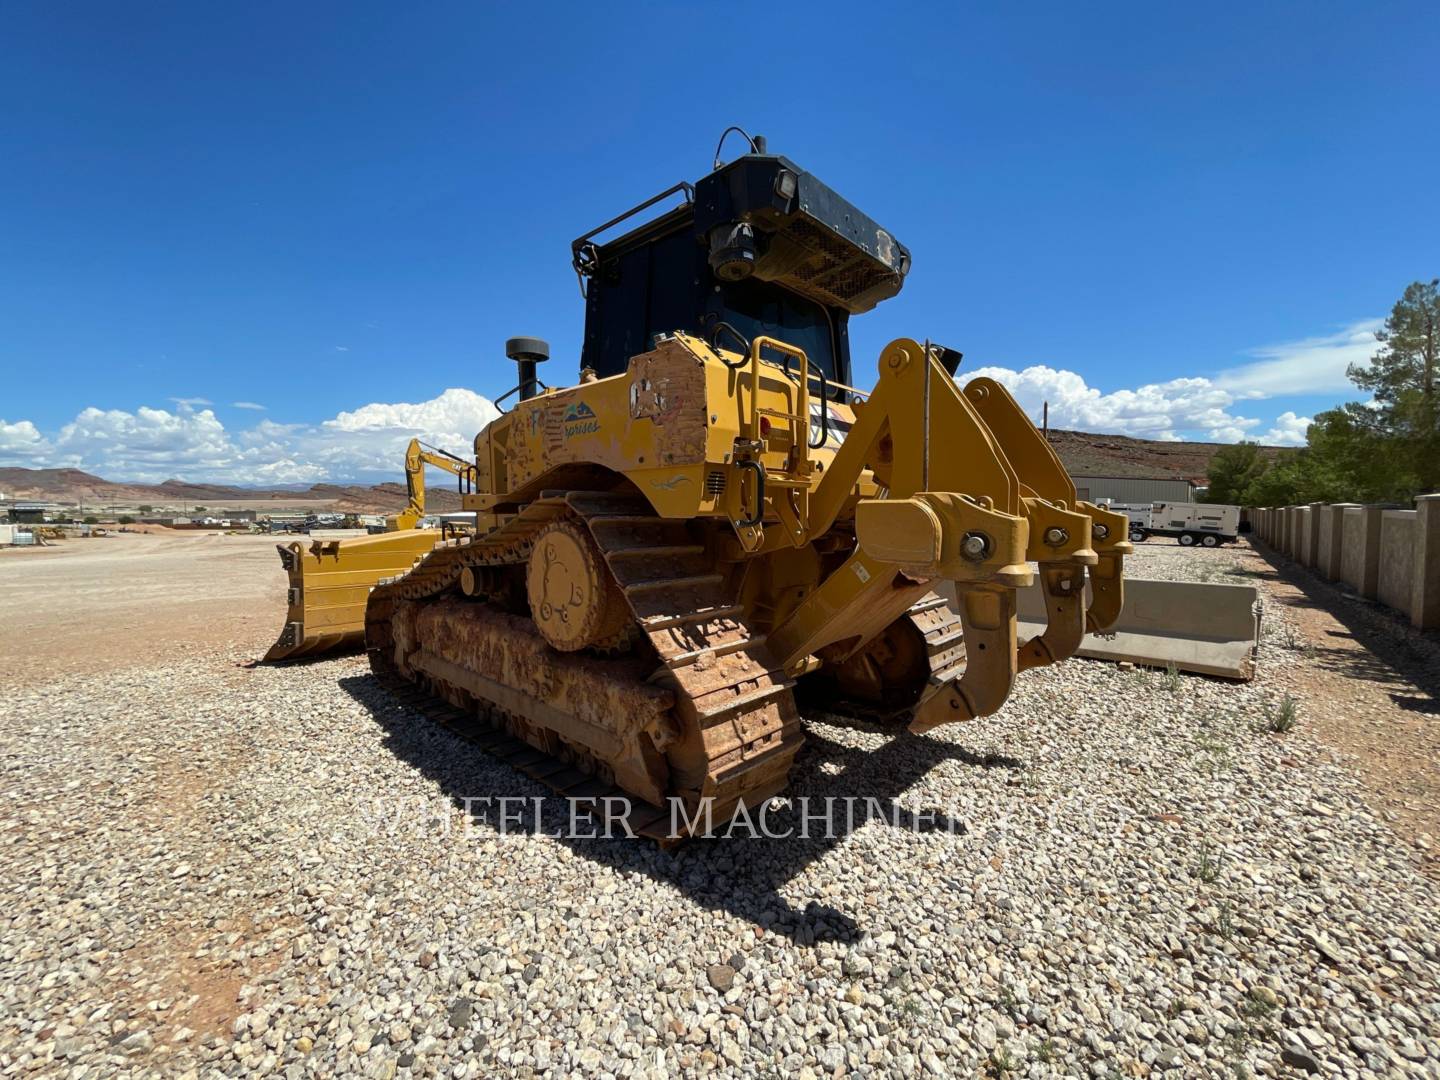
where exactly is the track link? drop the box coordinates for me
[908,593,967,685]
[365,491,804,842]
[805,592,968,723]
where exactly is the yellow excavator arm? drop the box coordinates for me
[386,438,477,531]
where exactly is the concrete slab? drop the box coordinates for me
[1015,577,1260,680]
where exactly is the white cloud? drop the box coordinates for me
[326,388,497,436]
[1215,318,1382,397]
[966,364,1262,443]
[307,388,500,477]
[1260,411,1312,446]
[0,389,500,485]
[0,317,1377,484]
[334,345,350,352]
[0,419,48,456]
[961,316,1384,448]
[51,405,235,479]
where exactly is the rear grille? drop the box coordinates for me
[705,470,727,496]
[781,219,900,307]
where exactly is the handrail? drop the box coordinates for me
[570,181,696,295]
[736,460,766,528]
[493,379,551,411]
[828,378,870,401]
[746,335,812,477]
[781,355,829,448]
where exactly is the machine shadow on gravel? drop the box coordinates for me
[1247,545,1440,712]
[339,674,1018,944]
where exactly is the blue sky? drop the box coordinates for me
[2,2,1437,482]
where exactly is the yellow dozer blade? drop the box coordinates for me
[264,530,442,661]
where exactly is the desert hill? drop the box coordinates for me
[0,468,461,514]
[0,429,1287,512]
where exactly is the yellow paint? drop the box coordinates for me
[272,325,1128,732]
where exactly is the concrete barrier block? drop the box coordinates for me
[1379,510,1418,614]
[1318,503,1359,581]
[1014,578,1260,680]
[1304,503,1323,568]
[1340,506,1384,599]
[1413,494,1440,629]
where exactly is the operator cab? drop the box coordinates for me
[573,139,911,395]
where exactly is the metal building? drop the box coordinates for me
[1070,475,1194,504]
[4,502,54,524]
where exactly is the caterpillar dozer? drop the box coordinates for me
[263,438,475,661]
[343,137,1133,837]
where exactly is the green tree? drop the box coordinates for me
[138,504,152,513]
[1204,442,1270,504]
[1240,451,1311,506]
[1346,278,1440,492]
[1302,404,1417,502]
[118,515,135,524]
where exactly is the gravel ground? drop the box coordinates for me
[2,538,1439,1078]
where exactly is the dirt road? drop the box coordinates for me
[0,532,286,683]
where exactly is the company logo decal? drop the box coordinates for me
[563,400,599,437]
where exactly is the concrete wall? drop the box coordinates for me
[1339,507,1383,598]
[1249,494,1440,629]
[1317,504,1359,581]
[1378,510,1417,613]
[1296,506,1315,566]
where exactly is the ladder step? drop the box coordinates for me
[625,573,723,594]
[606,544,705,559]
[667,634,766,668]
[586,514,669,526]
[641,604,744,631]
[566,492,649,507]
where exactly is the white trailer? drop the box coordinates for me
[1129,501,1240,547]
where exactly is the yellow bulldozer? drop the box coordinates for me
[267,135,1132,836]
[264,437,475,660]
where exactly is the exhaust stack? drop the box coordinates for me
[506,336,549,401]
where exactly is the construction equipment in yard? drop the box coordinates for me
[263,438,475,661]
[387,438,477,531]
[347,134,1131,837]
[1127,501,1241,547]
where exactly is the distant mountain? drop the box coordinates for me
[0,467,461,514]
[0,429,1287,512]
[1044,430,1286,483]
